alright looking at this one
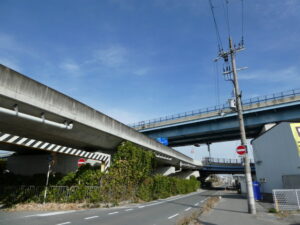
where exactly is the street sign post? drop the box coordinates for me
[78,158,86,167]
[236,145,247,155]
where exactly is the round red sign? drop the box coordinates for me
[78,158,86,167]
[236,145,247,155]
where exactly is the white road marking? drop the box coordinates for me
[84,216,99,220]
[25,210,76,217]
[56,222,71,225]
[125,208,134,211]
[194,202,199,206]
[137,191,200,209]
[108,211,119,215]
[168,213,179,219]
[201,197,209,203]
[184,207,192,211]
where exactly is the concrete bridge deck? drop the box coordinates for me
[0,64,199,168]
[132,89,300,146]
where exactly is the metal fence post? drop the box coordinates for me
[296,190,300,210]
[273,190,279,212]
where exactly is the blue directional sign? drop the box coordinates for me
[156,137,169,146]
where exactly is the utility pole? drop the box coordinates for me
[43,159,52,204]
[217,37,256,214]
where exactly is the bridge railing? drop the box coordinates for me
[129,88,300,128]
[202,157,254,166]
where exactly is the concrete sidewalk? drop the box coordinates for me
[199,191,300,225]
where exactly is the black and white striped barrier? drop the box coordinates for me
[0,132,111,171]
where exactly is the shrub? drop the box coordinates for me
[1,141,200,205]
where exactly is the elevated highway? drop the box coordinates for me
[200,157,255,174]
[0,65,199,169]
[132,89,300,146]
[198,157,255,184]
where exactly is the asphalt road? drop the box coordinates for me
[0,190,217,225]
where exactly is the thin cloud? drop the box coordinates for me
[240,66,300,83]
[0,33,19,51]
[257,0,300,19]
[109,0,136,11]
[60,61,80,72]
[84,45,150,76]
[133,67,149,76]
[154,0,206,16]
[93,46,128,68]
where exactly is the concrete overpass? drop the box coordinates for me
[0,64,200,171]
[131,89,300,146]
[200,157,255,175]
[198,157,256,184]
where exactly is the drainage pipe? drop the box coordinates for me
[0,105,73,129]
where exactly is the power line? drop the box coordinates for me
[223,0,231,38]
[213,60,221,106]
[241,0,245,45]
[208,0,223,51]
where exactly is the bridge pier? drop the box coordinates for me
[173,170,200,179]
[154,166,176,176]
[260,123,276,133]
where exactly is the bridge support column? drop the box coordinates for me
[260,123,276,133]
[173,170,200,179]
[154,166,176,176]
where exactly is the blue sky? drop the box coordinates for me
[0,0,299,159]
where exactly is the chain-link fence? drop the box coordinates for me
[273,189,300,211]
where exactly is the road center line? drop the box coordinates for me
[84,216,99,220]
[56,222,71,225]
[168,213,179,219]
[108,211,119,215]
[184,207,191,211]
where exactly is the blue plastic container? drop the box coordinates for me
[253,181,262,201]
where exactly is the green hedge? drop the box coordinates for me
[0,141,200,205]
[137,175,199,201]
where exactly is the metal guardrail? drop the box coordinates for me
[129,89,300,128]
[273,189,300,211]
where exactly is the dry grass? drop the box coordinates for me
[6,203,87,212]
[4,201,119,212]
[4,199,139,212]
[276,210,300,218]
[176,196,221,225]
